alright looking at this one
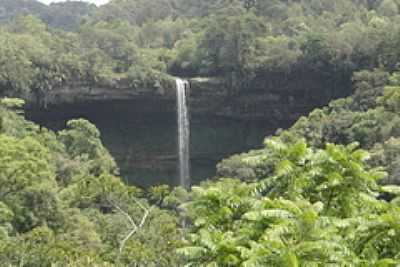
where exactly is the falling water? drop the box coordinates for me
[176,78,190,189]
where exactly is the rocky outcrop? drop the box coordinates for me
[24,72,352,187]
[23,79,176,108]
[188,70,351,124]
[24,70,352,124]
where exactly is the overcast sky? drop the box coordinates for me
[37,0,110,6]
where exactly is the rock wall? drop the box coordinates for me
[24,71,353,186]
[188,70,351,122]
[27,100,273,187]
[25,70,352,123]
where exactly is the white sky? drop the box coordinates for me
[37,0,110,6]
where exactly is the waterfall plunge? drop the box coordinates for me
[176,78,190,189]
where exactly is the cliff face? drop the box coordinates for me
[26,70,352,122]
[189,70,352,122]
[24,80,175,109]
[25,72,352,187]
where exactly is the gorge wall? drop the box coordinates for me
[25,69,350,122]
[25,71,352,187]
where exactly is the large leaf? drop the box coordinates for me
[381,185,400,195]
[177,246,208,259]
[276,159,295,177]
[244,209,294,221]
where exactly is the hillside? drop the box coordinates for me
[1,0,400,99]
[0,0,96,30]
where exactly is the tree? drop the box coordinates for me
[180,139,399,265]
[0,31,36,94]
[377,0,399,16]
[0,134,61,232]
[58,119,117,176]
[196,10,266,88]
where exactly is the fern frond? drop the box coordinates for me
[244,209,294,221]
[177,246,208,259]
[276,159,295,176]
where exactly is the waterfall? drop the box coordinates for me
[176,78,190,189]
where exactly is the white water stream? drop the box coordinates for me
[176,78,190,188]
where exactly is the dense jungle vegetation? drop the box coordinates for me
[0,0,400,266]
[3,0,400,96]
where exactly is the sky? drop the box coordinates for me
[37,0,110,6]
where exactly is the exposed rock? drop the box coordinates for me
[22,70,351,123]
[22,80,175,108]
[23,72,352,187]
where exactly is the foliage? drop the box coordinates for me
[180,139,400,266]
[0,102,183,266]
[219,70,400,183]
[0,0,96,31]
[184,68,400,266]
[2,0,400,96]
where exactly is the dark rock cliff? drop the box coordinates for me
[24,72,352,187]
[25,70,351,122]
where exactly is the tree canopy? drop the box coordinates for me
[2,0,400,98]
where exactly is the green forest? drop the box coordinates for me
[1,0,400,266]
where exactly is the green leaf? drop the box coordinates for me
[381,185,400,195]
[276,159,295,176]
[0,98,25,109]
[244,209,294,221]
[283,251,299,267]
[375,258,400,267]
[177,246,207,259]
